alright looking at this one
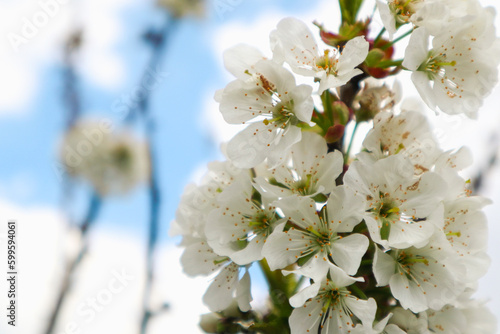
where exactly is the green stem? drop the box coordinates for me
[258,259,294,332]
[258,258,293,303]
[381,29,413,50]
[374,27,386,44]
[361,259,373,266]
[321,90,334,125]
[350,284,368,300]
[344,122,359,164]
[377,59,404,68]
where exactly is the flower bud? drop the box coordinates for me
[325,124,345,143]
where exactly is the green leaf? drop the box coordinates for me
[297,252,316,266]
[364,49,386,67]
[338,0,364,25]
[311,193,328,203]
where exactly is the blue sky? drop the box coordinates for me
[0,0,324,242]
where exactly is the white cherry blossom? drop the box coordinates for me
[289,265,376,334]
[442,196,491,282]
[271,17,369,94]
[344,155,446,249]
[206,177,282,265]
[220,59,314,168]
[354,80,402,122]
[376,0,425,39]
[433,147,474,201]
[411,0,491,34]
[359,110,441,174]
[254,132,343,199]
[390,301,497,334]
[373,244,464,313]
[171,161,254,312]
[377,0,489,38]
[61,120,149,196]
[403,22,500,118]
[202,263,252,313]
[173,6,498,331]
[170,160,249,239]
[180,237,253,312]
[262,192,367,276]
[432,149,492,282]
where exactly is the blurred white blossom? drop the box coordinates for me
[61,120,149,196]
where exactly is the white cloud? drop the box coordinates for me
[0,199,211,334]
[0,0,137,114]
[0,198,272,334]
[48,231,210,334]
[0,199,68,334]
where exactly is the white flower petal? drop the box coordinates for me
[236,270,253,312]
[403,28,430,71]
[337,36,370,77]
[411,71,437,112]
[223,44,266,80]
[226,121,301,168]
[203,263,241,312]
[289,281,322,308]
[389,273,428,313]
[181,239,224,276]
[330,233,369,275]
[289,296,323,334]
[373,247,396,287]
[326,186,365,233]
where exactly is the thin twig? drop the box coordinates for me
[63,30,83,129]
[327,72,367,154]
[61,30,83,225]
[44,193,101,334]
[45,30,91,334]
[134,14,178,334]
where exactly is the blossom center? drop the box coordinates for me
[418,52,456,80]
[248,212,273,232]
[111,145,133,171]
[396,250,429,277]
[315,49,339,75]
[390,0,422,24]
[319,286,347,308]
[291,174,315,195]
[369,192,400,240]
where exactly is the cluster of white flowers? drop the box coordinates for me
[61,120,149,196]
[379,0,500,118]
[174,4,498,333]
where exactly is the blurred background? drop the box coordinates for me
[0,0,499,333]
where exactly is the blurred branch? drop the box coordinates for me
[45,31,91,334]
[63,30,83,129]
[131,14,179,334]
[44,193,102,334]
[471,133,499,194]
[61,30,83,224]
